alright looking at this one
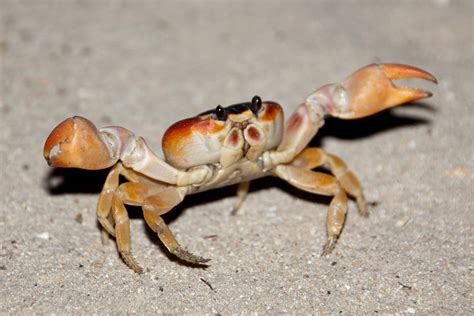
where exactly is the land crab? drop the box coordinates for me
[44,63,436,273]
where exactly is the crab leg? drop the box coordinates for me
[290,147,367,216]
[97,163,144,244]
[143,201,210,265]
[269,63,437,166]
[111,189,144,273]
[96,164,122,241]
[274,165,348,255]
[323,190,348,255]
[115,182,210,266]
[231,181,250,215]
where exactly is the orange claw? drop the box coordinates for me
[43,116,117,170]
[311,63,437,119]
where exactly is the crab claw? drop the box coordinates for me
[43,116,118,170]
[309,63,437,119]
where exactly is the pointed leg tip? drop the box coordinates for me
[199,258,211,264]
[321,247,332,257]
[121,253,144,274]
[321,237,337,256]
[173,248,210,265]
[356,197,369,217]
[230,208,241,216]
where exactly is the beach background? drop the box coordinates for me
[1,1,472,313]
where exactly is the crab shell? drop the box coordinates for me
[162,101,284,169]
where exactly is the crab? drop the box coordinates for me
[43,63,436,273]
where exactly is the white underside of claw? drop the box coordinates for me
[48,143,61,161]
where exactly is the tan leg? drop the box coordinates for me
[97,164,123,240]
[231,181,250,215]
[322,190,347,255]
[143,205,209,264]
[96,163,145,244]
[111,190,143,273]
[100,214,114,245]
[274,165,348,255]
[290,147,367,216]
[118,183,209,265]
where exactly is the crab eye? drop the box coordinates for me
[214,105,228,121]
[250,95,262,114]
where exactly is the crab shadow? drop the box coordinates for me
[309,103,435,147]
[43,103,434,267]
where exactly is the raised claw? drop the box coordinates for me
[309,63,437,119]
[43,116,116,169]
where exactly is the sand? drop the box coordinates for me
[1,1,472,313]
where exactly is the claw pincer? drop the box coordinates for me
[310,63,437,119]
[277,63,437,157]
[43,63,436,273]
[44,116,117,169]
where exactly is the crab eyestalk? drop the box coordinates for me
[309,63,437,119]
[43,116,119,170]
